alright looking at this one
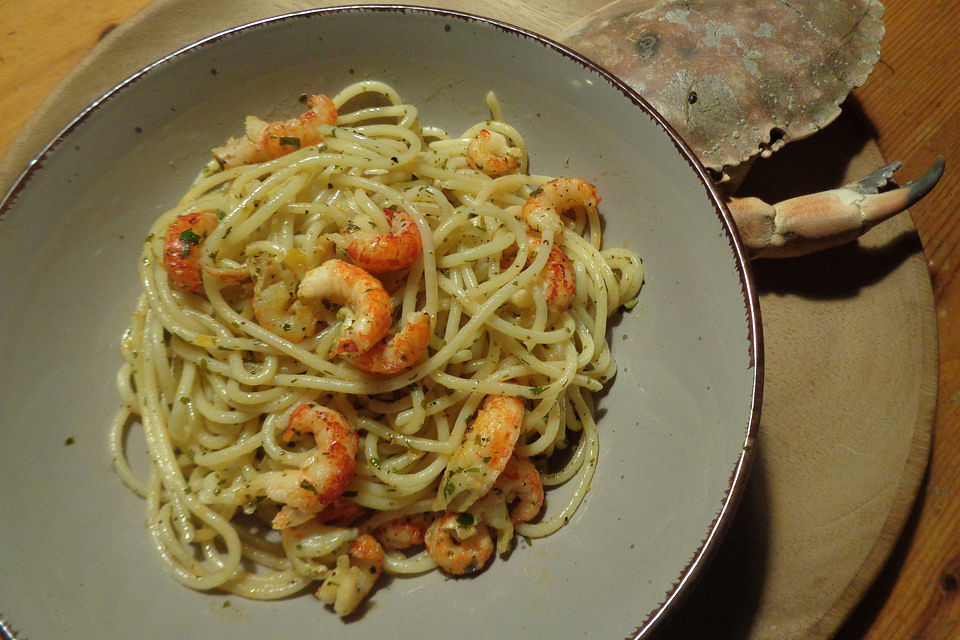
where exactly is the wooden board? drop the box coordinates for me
[0,1,937,638]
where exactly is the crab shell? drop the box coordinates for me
[560,0,885,180]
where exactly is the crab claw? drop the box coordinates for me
[728,156,945,259]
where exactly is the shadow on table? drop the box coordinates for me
[648,444,772,639]
[752,230,923,300]
[736,97,878,203]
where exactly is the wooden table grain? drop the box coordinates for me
[1,1,958,638]
[831,3,960,639]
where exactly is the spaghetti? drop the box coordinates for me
[110,81,643,617]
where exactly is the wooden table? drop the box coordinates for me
[2,1,958,638]
[825,5,960,638]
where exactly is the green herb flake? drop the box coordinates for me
[179,229,203,245]
[279,136,301,149]
[442,481,455,498]
[529,385,546,395]
[456,512,474,527]
[530,186,544,197]
[179,396,190,405]
[64,437,75,446]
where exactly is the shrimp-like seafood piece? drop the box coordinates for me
[163,210,218,294]
[424,513,494,575]
[373,513,433,550]
[434,395,525,512]
[251,256,318,343]
[466,129,520,177]
[521,177,600,235]
[163,210,249,294]
[240,404,359,530]
[492,455,544,525]
[350,311,431,375]
[315,498,368,527]
[164,210,219,294]
[298,259,393,357]
[212,94,338,168]
[504,236,576,314]
[316,534,385,617]
[347,208,423,274]
[533,239,576,314]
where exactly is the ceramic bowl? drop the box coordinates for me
[0,6,761,639]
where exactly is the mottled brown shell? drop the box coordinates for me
[561,0,885,177]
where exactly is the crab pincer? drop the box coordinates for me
[729,157,946,258]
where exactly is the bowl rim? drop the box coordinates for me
[0,5,762,638]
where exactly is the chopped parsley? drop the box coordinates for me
[179,229,202,245]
